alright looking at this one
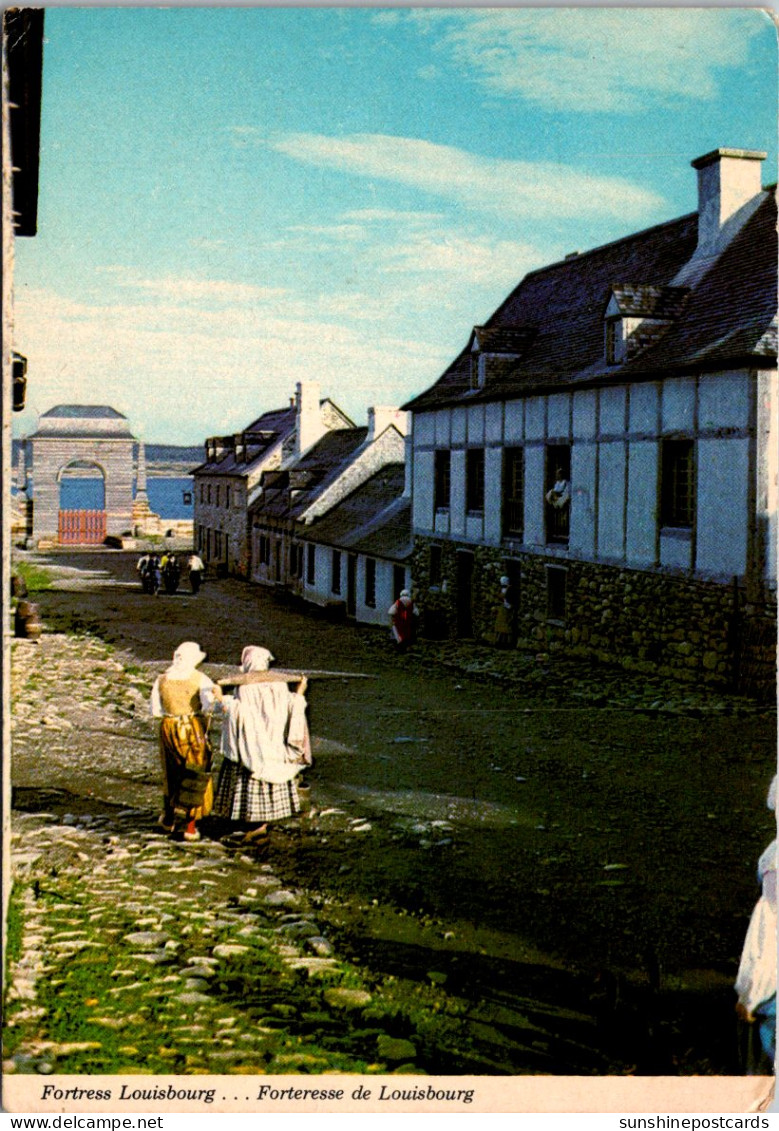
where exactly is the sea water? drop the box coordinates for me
[50,477,193,519]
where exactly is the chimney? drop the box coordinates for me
[295,380,323,457]
[367,406,408,442]
[691,148,766,254]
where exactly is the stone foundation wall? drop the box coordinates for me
[412,536,776,697]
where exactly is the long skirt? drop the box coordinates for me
[214,760,300,824]
[159,714,213,820]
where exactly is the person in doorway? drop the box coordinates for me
[214,645,311,842]
[150,641,221,842]
[735,775,777,1074]
[188,553,205,594]
[493,575,516,648]
[388,589,418,651]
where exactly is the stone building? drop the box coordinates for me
[249,408,408,600]
[192,382,352,577]
[403,149,777,697]
[26,405,137,545]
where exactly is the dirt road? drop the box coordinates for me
[12,550,777,1074]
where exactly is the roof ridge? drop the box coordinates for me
[521,210,698,282]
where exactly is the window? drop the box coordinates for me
[289,544,302,579]
[226,486,231,509]
[605,319,619,365]
[331,549,342,595]
[434,450,451,511]
[393,564,406,600]
[546,565,567,623]
[207,484,212,505]
[661,439,695,529]
[502,448,524,539]
[466,449,485,513]
[429,544,442,587]
[365,558,376,608]
[307,544,316,585]
[545,444,570,545]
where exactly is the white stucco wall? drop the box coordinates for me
[597,442,626,559]
[661,377,696,433]
[570,442,597,558]
[411,369,763,584]
[696,437,750,577]
[450,449,466,537]
[547,392,571,439]
[600,386,627,436]
[629,382,659,435]
[524,445,545,547]
[413,448,435,531]
[626,442,658,565]
[484,447,503,543]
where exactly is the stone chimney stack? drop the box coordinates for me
[367,406,408,442]
[295,380,323,457]
[691,148,766,255]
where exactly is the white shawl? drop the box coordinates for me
[221,646,311,783]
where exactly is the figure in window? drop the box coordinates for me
[545,467,570,510]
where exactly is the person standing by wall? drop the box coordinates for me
[388,589,418,651]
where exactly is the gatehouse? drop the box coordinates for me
[26,404,136,546]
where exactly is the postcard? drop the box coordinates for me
[3,4,777,1117]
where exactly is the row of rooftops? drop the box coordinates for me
[23,149,777,558]
[404,148,777,412]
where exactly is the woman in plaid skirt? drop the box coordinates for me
[214,645,311,837]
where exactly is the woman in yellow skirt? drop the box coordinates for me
[150,641,221,841]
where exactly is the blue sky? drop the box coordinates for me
[11,6,778,445]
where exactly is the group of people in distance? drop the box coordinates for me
[150,641,311,845]
[137,552,205,596]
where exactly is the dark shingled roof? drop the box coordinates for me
[404,188,777,412]
[302,464,411,561]
[608,285,690,319]
[252,428,369,521]
[191,404,297,476]
[41,404,126,418]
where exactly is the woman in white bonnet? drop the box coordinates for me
[214,645,311,840]
[150,641,221,841]
[735,773,777,1073]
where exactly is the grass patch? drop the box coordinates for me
[4,884,24,973]
[13,560,53,593]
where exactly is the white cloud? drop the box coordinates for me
[411,8,763,112]
[97,269,289,307]
[267,132,663,222]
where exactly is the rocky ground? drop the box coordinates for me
[4,551,777,1077]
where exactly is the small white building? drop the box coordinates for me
[298,462,412,625]
[250,408,408,602]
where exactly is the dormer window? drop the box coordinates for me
[604,285,689,364]
[468,326,534,391]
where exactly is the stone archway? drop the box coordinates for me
[27,405,136,547]
[57,459,107,544]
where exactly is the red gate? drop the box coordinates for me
[58,509,106,544]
